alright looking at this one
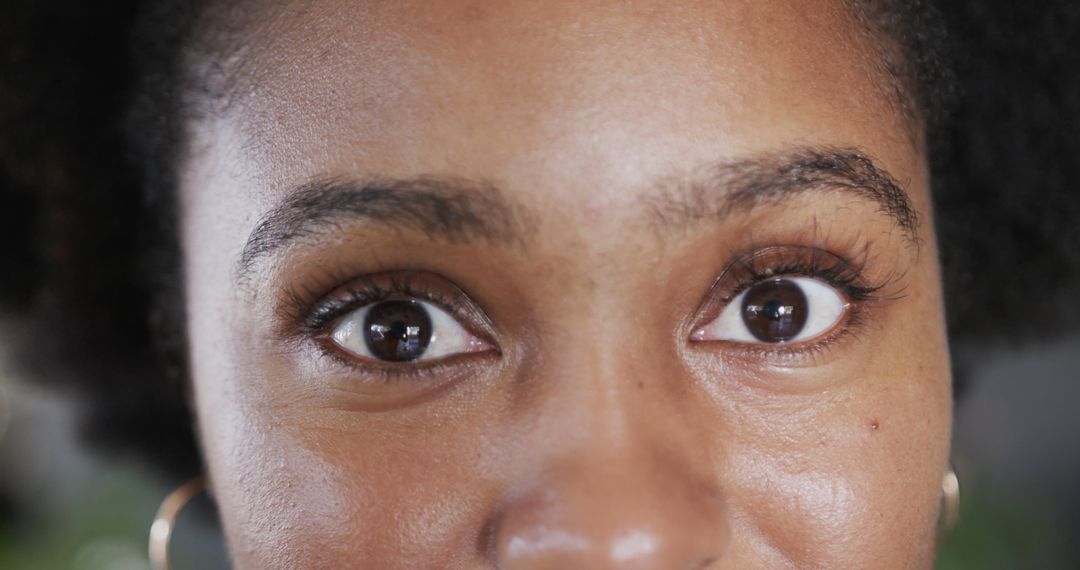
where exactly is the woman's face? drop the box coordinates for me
[181,0,952,567]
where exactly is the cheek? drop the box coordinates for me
[205,428,357,568]
[193,348,502,568]
[730,404,946,568]
[717,286,952,566]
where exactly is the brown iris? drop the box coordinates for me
[363,300,433,361]
[740,279,809,343]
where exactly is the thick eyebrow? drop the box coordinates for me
[646,147,920,245]
[236,176,530,280]
[237,147,918,282]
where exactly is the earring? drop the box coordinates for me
[149,475,207,570]
[939,468,960,539]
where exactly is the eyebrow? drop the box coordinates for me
[645,147,919,243]
[236,147,917,281]
[236,176,530,279]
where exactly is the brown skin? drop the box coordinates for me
[181,0,952,567]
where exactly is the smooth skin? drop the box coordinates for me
[181,0,952,567]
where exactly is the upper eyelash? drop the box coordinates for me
[288,271,467,337]
[686,240,907,364]
[288,248,900,335]
[281,240,902,373]
[286,271,497,382]
[689,244,907,364]
[722,245,905,304]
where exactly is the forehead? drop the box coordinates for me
[188,0,912,209]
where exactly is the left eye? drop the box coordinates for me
[692,277,848,344]
[329,299,489,363]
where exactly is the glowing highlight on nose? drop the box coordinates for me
[506,527,589,557]
[610,529,658,561]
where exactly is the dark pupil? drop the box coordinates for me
[363,300,433,362]
[740,279,808,343]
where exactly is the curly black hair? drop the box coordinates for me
[1,0,1078,481]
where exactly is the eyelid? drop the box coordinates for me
[327,299,492,363]
[698,245,893,312]
[688,244,900,359]
[284,270,499,352]
[691,276,850,344]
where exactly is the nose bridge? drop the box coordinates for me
[538,274,683,450]
[491,312,730,568]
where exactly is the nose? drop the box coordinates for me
[490,443,730,569]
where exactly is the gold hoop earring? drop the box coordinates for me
[149,475,207,570]
[939,468,960,538]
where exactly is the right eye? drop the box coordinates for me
[692,277,848,344]
[329,299,490,363]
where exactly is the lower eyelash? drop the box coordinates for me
[720,299,873,365]
[277,269,500,383]
[310,340,478,384]
[693,237,907,363]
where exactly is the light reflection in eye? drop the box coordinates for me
[692,277,848,344]
[330,299,488,362]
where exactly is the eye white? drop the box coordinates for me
[329,300,486,361]
[692,277,848,344]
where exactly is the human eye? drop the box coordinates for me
[286,271,498,376]
[330,298,489,362]
[689,245,899,353]
[692,277,846,344]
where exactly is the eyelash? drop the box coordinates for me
[722,246,897,304]
[281,242,903,375]
[282,270,491,381]
[696,244,905,361]
[293,272,468,335]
